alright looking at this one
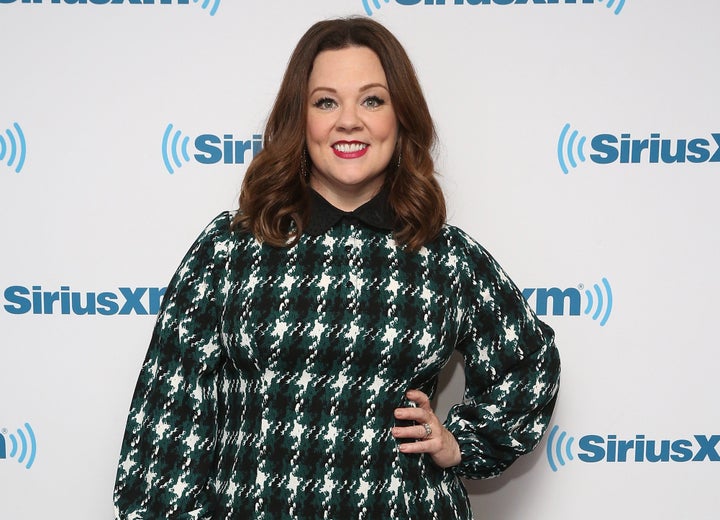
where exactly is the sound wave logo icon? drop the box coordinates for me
[192,0,221,17]
[598,0,626,15]
[582,277,613,327]
[0,122,27,174]
[557,123,587,174]
[162,123,191,174]
[0,423,37,470]
[362,0,390,16]
[546,425,574,472]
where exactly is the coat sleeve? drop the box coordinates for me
[113,213,232,519]
[443,230,560,480]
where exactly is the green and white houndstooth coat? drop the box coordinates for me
[114,189,560,519]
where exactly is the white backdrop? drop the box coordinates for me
[1,1,719,518]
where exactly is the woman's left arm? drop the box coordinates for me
[442,236,561,479]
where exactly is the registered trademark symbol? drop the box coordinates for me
[578,284,585,291]
[1,428,7,434]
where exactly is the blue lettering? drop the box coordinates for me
[634,435,645,462]
[223,134,235,164]
[616,438,635,462]
[148,287,166,314]
[194,134,222,164]
[630,138,649,163]
[646,439,670,462]
[590,134,618,164]
[194,133,262,165]
[660,138,687,163]
[671,439,694,462]
[589,132,719,165]
[60,285,71,314]
[560,432,720,467]
[71,291,96,315]
[692,435,720,462]
[687,138,711,163]
[97,292,119,315]
[43,290,60,314]
[647,133,660,163]
[577,435,605,462]
[3,286,32,314]
[233,139,251,164]
[605,434,617,462]
[119,287,149,315]
[618,133,631,163]
[522,287,581,316]
[2,285,167,315]
[710,134,720,162]
[537,287,580,316]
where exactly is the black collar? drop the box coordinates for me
[306,186,396,235]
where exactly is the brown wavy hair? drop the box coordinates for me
[232,17,446,251]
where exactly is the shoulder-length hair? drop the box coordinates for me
[232,16,446,251]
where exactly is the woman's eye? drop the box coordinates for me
[363,96,385,109]
[313,97,337,110]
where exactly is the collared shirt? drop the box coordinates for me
[305,186,395,236]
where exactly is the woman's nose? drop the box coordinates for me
[335,104,363,132]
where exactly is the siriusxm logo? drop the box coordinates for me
[0,423,36,470]
[3,285,166,315]
[362,0,626,16]
[162,123,262,174]
[558,123,720,174]
[0,0,220,16]
[547,425,720,471]
[522,277,612,327]
[0,122,27,173]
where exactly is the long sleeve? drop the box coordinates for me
[113,214,231,519]
[443,229,560,480]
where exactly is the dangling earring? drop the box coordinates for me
[396,151,402,171]
[301,149,310,181]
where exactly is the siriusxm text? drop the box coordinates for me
[522,287,580,316]
[3,285,166,315]
[578,434,720,463]
[591,133,720,165]
[195,134,262,165]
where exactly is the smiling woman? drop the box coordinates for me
[234,16,445,251]
[306,46,399,210]
[113,16,560,520]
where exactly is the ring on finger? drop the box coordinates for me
[422,423,432,439]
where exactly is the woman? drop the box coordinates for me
[114,17,560,520]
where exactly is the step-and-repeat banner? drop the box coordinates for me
[1,1,718,519]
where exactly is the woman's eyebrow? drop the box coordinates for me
[309,83,389,97]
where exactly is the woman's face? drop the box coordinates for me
[306,46,398,211]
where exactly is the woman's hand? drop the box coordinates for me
[391,389,462,469]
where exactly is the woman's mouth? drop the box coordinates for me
[332,141,369,159]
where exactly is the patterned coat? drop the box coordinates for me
[114,194,560,519]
